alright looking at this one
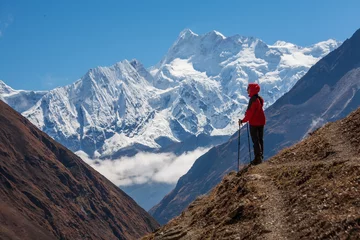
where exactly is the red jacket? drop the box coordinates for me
[242,83,266,126]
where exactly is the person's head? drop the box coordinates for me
[247,83,260,97]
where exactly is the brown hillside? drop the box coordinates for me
[0,100,159,240]
[143,107,360,239]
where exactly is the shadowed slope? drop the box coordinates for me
[0,100,159,240]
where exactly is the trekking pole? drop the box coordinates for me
[237,123,241,172]
[247,123,251,163]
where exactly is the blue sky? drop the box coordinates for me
[0,0,359,90]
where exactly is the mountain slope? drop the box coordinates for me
[150,28,360,224]
[0,100,159,240]
[144,107,360,239]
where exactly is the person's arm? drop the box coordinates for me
[241,97,258,123]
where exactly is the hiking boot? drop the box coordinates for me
[250,156,262,165]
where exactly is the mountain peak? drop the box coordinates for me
[310,38,340,47]
[85,60,132,76]
[129,58,143,69]
[0,80,15,95]
[114,59,132,68]
[272,40,298,48]
[204,30,226,40]
[307,39,341,57]
[178,28,198,39]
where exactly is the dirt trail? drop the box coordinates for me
[246,165,289,240]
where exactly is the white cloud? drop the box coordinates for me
[77,148,211,186]
[152,149,209,183]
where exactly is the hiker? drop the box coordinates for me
[239,83,266,165]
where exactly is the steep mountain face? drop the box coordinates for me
[22,61,159,157]
[144,107,360,239]
[1,31,340,159]
[0,100,159,240]
[150,28,360,224]
[0,80,47,113]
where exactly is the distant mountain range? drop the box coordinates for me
[0,30,340,159]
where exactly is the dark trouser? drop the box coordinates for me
[250,125,264,159]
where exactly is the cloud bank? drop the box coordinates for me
[77,148,211,186]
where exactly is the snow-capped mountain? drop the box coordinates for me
[152,29,339,108]
[1,30,340,159]
[150,29,340,135]
[22,61,160,157]
[0,80,47,113]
